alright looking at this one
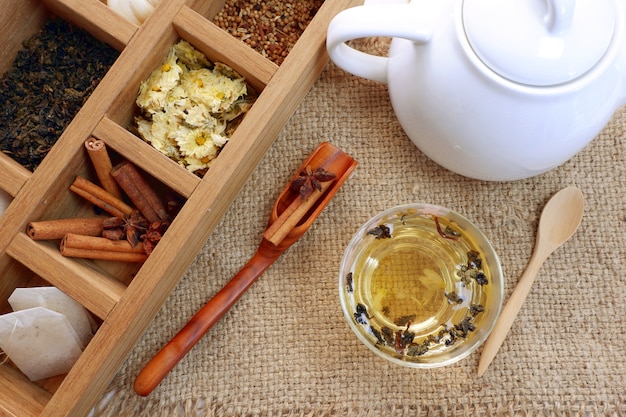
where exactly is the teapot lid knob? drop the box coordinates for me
[463,0,616,86]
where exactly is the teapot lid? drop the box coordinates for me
[463,0,616,86]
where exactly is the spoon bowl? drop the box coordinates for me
[477,186,584,376]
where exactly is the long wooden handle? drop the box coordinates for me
[134,247,278,396]
[477,253,545,377]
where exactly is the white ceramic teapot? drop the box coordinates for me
[327,0,623,181]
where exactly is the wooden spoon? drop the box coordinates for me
[477,186,584,377]
[134,142,357,396]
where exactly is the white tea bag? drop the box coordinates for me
[0,307,83,381]
[8,287,95,347]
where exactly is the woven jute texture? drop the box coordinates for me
[93,40,626,417]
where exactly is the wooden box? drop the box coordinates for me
[0,0,359,415]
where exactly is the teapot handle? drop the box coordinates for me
[326,3,442,84]
[544,0,575,33]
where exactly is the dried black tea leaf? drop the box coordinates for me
[0,18,119,171]
[367,224,391,239]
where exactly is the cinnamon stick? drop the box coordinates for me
[60,246,148,262]
[111,161,168,223]
[60,233,147,262]
[85,138,123,200]
[70,176,134,219]
[27,217,105,240]
[263,180,334,246]
[62,233,146,253]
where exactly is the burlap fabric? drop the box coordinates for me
[93,39,626,416]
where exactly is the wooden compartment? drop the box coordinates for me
[0,0,360,415]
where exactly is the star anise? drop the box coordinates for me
[102,210,149,247]
[141,221,170,254]
[290,165,336,200]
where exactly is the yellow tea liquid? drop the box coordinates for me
[345,211,495,357]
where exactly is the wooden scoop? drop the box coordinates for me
[134,142,357,396]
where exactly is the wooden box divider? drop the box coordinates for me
[92,117,201,198]
[172,6,279,92]
[42,0,137,50]
[7,233,126,319]
[0,154,31,197]
[0,365,51,416]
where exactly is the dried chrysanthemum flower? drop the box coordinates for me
[137,112,181,160]
[135,40,255,177]
[184,154,214,174]
[172,40,211,70]
[175,125,220,160]
[136,51,183,112]
[180,68,247,113]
